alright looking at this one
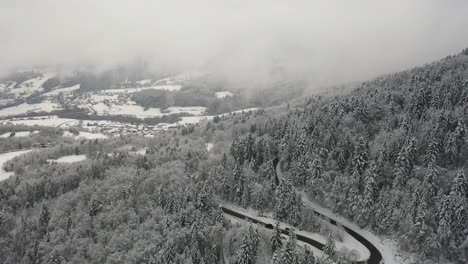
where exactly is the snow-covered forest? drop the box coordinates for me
[0,49,466,264]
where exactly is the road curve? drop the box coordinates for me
[220,158,384,264]
[276,158,383,264]
[221,205,382,264]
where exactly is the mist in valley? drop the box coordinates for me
[1,0,468,88]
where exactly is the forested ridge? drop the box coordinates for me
[215,50,468,262]
[0,50,467,264]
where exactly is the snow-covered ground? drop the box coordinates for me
[98,84,182,94]
[165,106,206,115]
[63,131,108,140]
[300,194,398,264]
[43,84,80,97]
[206,143,214,152]
[90,102,206,118]
[0,131,39,138]
[0,101,62,117]
[215,91,233,98]
[8,73,56,97]
[48,154,87,164]
[0,99,15,106]
[136,79,152,85]
[219,108,260,117]
[1,116,82,127]
[154,71,204,86]
[146,84,182,91]
[129,148,147,155]
[0,150,32,181]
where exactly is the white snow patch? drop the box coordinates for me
[63,131,108,140]
[10,73,55,97]
[206,143,214,152]
[0,101,62,117]
[1,116,80,127]
[99,84,182,94]
[92,102,164,117]
[215,91,233,98]
[43,84,80,96]
[149,84,182,91]
[0,99,15,106]
[129,148,147,155]
[0,131,38,138]
[165,106,206,115]
[219,108,260,117]
[75,131,107,140]
[0,150,32,181]
[99,88,146,94]
[136,79,152,85]
[48,154,87,164]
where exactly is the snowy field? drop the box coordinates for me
[0,99,15,106]
[215,91,233,98]
[43,84,80,96]
[63,131,108,140]
[136,79,152,85]
[0,101,62,117]
[8,73,55,97]
[90,102,206,118]
[0,150,32,181]
[48,154,87,164]
[165,106,206,115]
[0,131,38,138]
[98,84,182,94]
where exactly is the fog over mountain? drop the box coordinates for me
[1,0,468,86]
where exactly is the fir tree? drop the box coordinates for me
[351,136,369,176]
[39,202,50,237]
[323,234,336,260]
[270,221,283,253]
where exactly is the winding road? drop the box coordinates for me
[221,158,384,264]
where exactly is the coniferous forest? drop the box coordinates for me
[0,49,467,264]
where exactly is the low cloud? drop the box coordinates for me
[1,0,468,86]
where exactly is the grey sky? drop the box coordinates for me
[1,0,468,86]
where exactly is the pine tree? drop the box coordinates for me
[323,234,336,260]
[351,136,369,176]
[436,194,452,245]
[392,139,415,190]
[424,138,439,166]
[39,202,50,237]
[270,221,283,253]
[348,180,360,218]
[449,170,468,245]
[359,161,378,225]
[237,226,258,264]
[307,157,323,187]
[233,165,245,204]
[450,170,467,198]
[300,246,316,264]
[423,162,438,198]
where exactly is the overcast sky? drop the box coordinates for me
[1,0,468,85]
